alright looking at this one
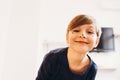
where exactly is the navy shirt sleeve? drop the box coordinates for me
[84,55,98,80]
[36,48,63,80]
[88,62,98,80]
[36,52,54,80]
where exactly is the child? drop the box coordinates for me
[36,14,101,80]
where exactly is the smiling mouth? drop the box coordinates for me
[75,41,89,44]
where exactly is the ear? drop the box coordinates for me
[94,38,100,48]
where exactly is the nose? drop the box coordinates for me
[79,33,86,38]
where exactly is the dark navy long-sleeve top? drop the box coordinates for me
[36,47,97,80]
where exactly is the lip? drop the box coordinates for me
[75,41,89,44]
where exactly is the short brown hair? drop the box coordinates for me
[66,14,101,38]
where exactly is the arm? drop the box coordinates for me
[36,53,53,80]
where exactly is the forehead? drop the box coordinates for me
[72,24,96,30]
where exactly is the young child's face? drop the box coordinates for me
[66,24,99,53]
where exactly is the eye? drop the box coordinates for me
[87,31,94,34]
[73,30,80,32]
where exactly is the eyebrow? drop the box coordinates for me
[88,25,96,29]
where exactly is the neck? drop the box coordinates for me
[67,47,90,73]
[67,47,88,65]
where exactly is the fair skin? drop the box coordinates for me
[66,24,99,74]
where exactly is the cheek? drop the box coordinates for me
[68,34,77,43]
[91,37,98,46]
[89,36,97,43]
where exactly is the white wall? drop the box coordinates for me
[0,0,40,80]
[0,0,120,80]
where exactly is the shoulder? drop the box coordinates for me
[91,61,98,73]
[85,55,98,80]
[87,55,98,72]
[44,47,68,61]
[90,58,98,71]
[41,47,68,72]
[49,47,68,54]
